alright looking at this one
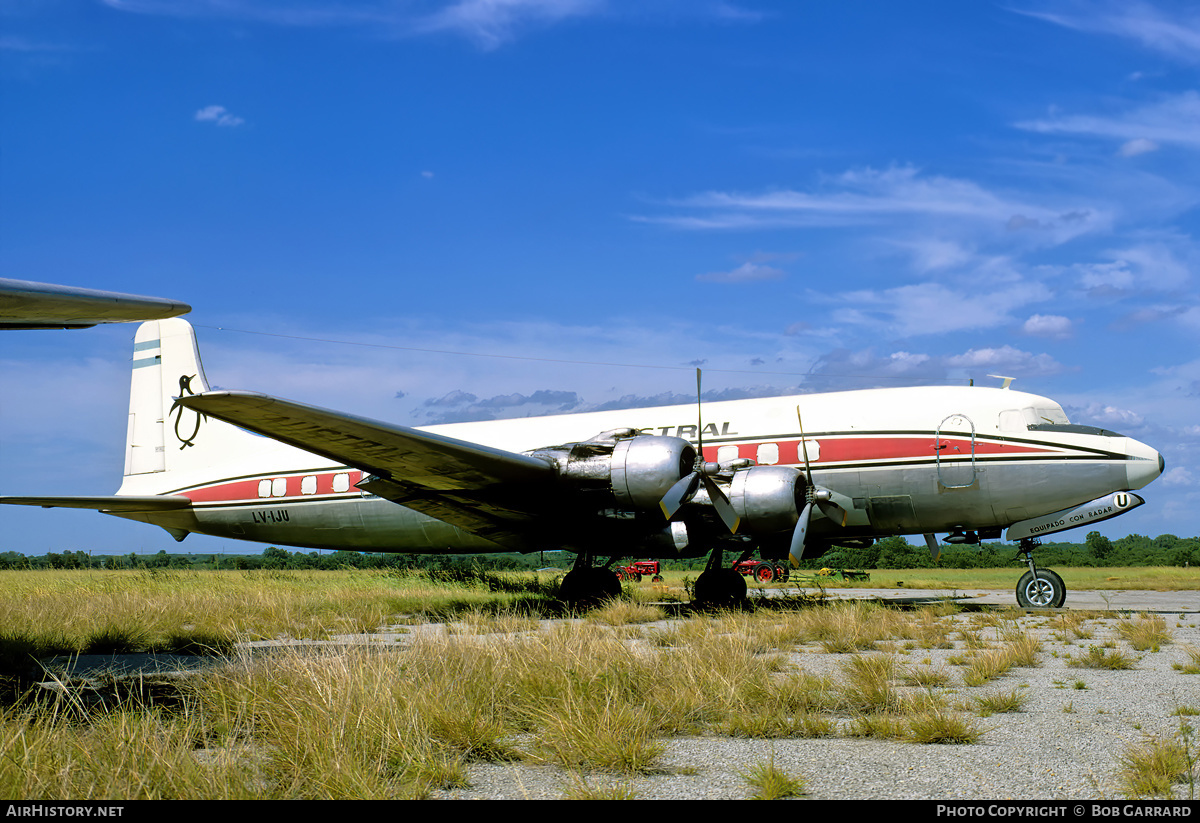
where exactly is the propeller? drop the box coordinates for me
[788,406,849,567]
[659,369,740,532]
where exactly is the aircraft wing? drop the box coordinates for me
[0,278,191,329]
[0,495,193,511]
[175,391,561,551]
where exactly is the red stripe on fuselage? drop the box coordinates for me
[700,435,1052,466]
[179,470,365,505]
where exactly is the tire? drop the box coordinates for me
[753,562,776,583]
[1016,569,1066,608]
[774,564,790,582]
[694,568,748,608]
[560,568,622,607]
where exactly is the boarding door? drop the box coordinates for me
[935,414,977,489]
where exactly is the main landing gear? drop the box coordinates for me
[1014,538,1067,609]
[693,546,749,609]
[558,554,622,608]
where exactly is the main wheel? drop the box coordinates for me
[1016,569,1066,608]
[560,567,622,607]
[694,567,748,608]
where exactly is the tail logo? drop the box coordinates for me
[171,374,204,449]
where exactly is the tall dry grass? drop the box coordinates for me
[4,594,1070,798]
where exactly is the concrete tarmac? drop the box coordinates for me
[788,585,1200,613]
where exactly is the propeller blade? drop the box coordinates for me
[659,471,701,519]
[702,475,740,533]
[816,498,849,527]
[788,500,813,567]
[798,405,849,528]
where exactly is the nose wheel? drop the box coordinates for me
[1014,539,1066,609]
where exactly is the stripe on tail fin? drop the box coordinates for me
[122,319,277,482]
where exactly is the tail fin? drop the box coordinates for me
[123,319,266,479]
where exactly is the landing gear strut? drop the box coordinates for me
[1014,538,1067,609]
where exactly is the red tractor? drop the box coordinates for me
[613,560,663,583]
[733,559,791,583]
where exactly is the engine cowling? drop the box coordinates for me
[528,430,697,512]
[728,465,805,534]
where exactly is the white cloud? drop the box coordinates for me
[823,278,1053,338]
[696,261,784,283]
[1075,402,1146,429]
[944,346,1065,377]
[639,165,1109,248]
[1022,314,1074,338]
[194,105,244,127]
[1018,2,1200,65]
[1160,466,1194,487]
[413,0,603,49]
[1017,91,1200,152]
[1119,137,1159,157]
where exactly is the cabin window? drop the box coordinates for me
[257,479,271,498]
[757,443,780,465]
[799,438,820,462]
[301,475,317,495]
[717,445,740,464]
[271,478,287,497]
[333,472,350,493]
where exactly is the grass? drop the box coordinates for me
[1118,725,1197,799]
[0,567,563,666]
[741,754,808,799]
[1117,613,1174,652]
[1068,645,1138,670]
[2,569,1195,799]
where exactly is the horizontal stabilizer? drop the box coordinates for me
[0,495,193,512]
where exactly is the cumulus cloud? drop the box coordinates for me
[1074,401,1146,429]
[1022,314,1074,338]
[944,345,1065,377]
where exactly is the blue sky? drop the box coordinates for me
[2,0,1197,555]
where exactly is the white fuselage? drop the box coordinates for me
[114,385,1163,556]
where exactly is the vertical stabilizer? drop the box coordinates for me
[123,319,266,478]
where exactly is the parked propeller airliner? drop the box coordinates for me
[1,319,1164,607]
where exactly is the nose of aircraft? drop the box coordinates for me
[1125,437,1164,490]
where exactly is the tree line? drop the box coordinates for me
[1,531,1196,572]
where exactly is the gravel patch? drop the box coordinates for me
[429,607,1200,800]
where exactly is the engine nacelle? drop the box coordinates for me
[528,431,697,512]
[728,465,805,534]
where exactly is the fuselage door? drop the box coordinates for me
[936,413,977,489]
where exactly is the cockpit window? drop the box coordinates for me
[1026,406,1070,426]
[1028,423,1123,437]
[1001,405,1072,433]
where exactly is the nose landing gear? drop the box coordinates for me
[1014,538,1067,609]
